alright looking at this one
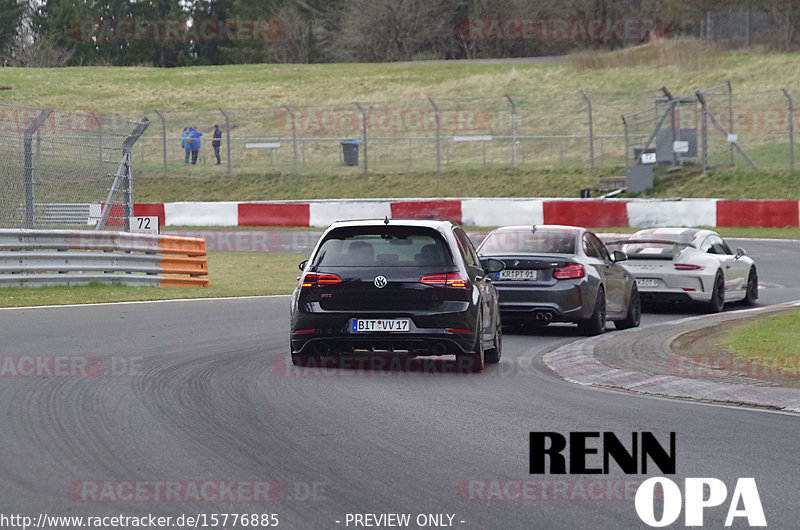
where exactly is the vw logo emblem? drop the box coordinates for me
[374,275,388,288]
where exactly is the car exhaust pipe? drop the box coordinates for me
[535,311,545,320]
[543,311,553,321]
[314,342,330,355]
[432,342,447,355]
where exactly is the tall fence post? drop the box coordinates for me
[123,119,150,231]
[154,110,167,172]
[696,92,709,174]
[580,91,594,168]
[97,118,151,231]
[89,113,104,177]
[782,88,794,172]
[284,106,299,174]
[621,115,629,170]
[660,86,678,166]
[428,97,441,172]
[218,108,231,176]
[23,109,53,229]
[727,81,734,165]
[354,102,368,172]
[505,94,518,168]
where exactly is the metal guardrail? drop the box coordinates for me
[0,229,209,288]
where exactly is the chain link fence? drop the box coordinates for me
[704,10,796,49]
[0,104,149,230]
[3,85,799,231]
[135,84,800,178]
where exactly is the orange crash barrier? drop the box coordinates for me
[158,235,209,288]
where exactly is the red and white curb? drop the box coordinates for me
[131,198,800,228]
[542,302,800,413]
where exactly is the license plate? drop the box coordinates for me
[636,278,659,288]
[498,269,538,281]
[351,319,410,332]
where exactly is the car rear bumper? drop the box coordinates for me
[494,281,593,322]
[290,306,478,355]
[639,288,712,303]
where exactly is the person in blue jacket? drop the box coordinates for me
[188,126,202,165]
[181,126,190,164]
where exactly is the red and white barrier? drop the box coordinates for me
[133,198,800,228]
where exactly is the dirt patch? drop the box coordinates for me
[671,314,800,389]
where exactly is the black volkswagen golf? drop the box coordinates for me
[290,219,504,372]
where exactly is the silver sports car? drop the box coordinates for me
[476,225,641,335]
[606,228,758,313]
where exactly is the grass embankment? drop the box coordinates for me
[134,168,606,202]
[3,39,800,199]
[722,309,800,387]
[134,166,800,202]
[2,40,798,112]
[0,252,303,308]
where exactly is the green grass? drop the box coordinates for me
[627,166,800,199]
[0,252,303,308]
[2,40,800,112]
[134,167,608,202]
[723,309,800,377]
[3,40,800,199]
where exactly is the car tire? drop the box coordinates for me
[578,287,606,336]
[706,271,725,313]
[742,268,758,306]
[459,323,485,373]
[485,320,502,364]
[614,284,641,330]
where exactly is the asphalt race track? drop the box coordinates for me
[1,239,799,529]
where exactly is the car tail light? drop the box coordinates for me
[446,328,472,333]
[293,329,316,334]
[300,272,342,288]
[552,263,585,279]
[420,273,468,288]
[674,263,704,271]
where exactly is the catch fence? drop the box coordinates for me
[135,84,799,177]
[0,104,149,230]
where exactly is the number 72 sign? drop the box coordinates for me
[129,216,159,234]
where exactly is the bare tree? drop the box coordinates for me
[5,26,73,67]
[326,0,459,62]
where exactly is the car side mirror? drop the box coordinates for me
[611,250,627,263]
[734,247,746,259]
[481,258,505,274]
[298,259,308,271]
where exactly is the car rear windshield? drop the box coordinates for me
[479,228,576,255]
[312,226,454,267]
[622,229,697,256]
[630,229,697,245]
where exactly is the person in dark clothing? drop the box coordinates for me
[188,126,202,165]
[212,124,222,165]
